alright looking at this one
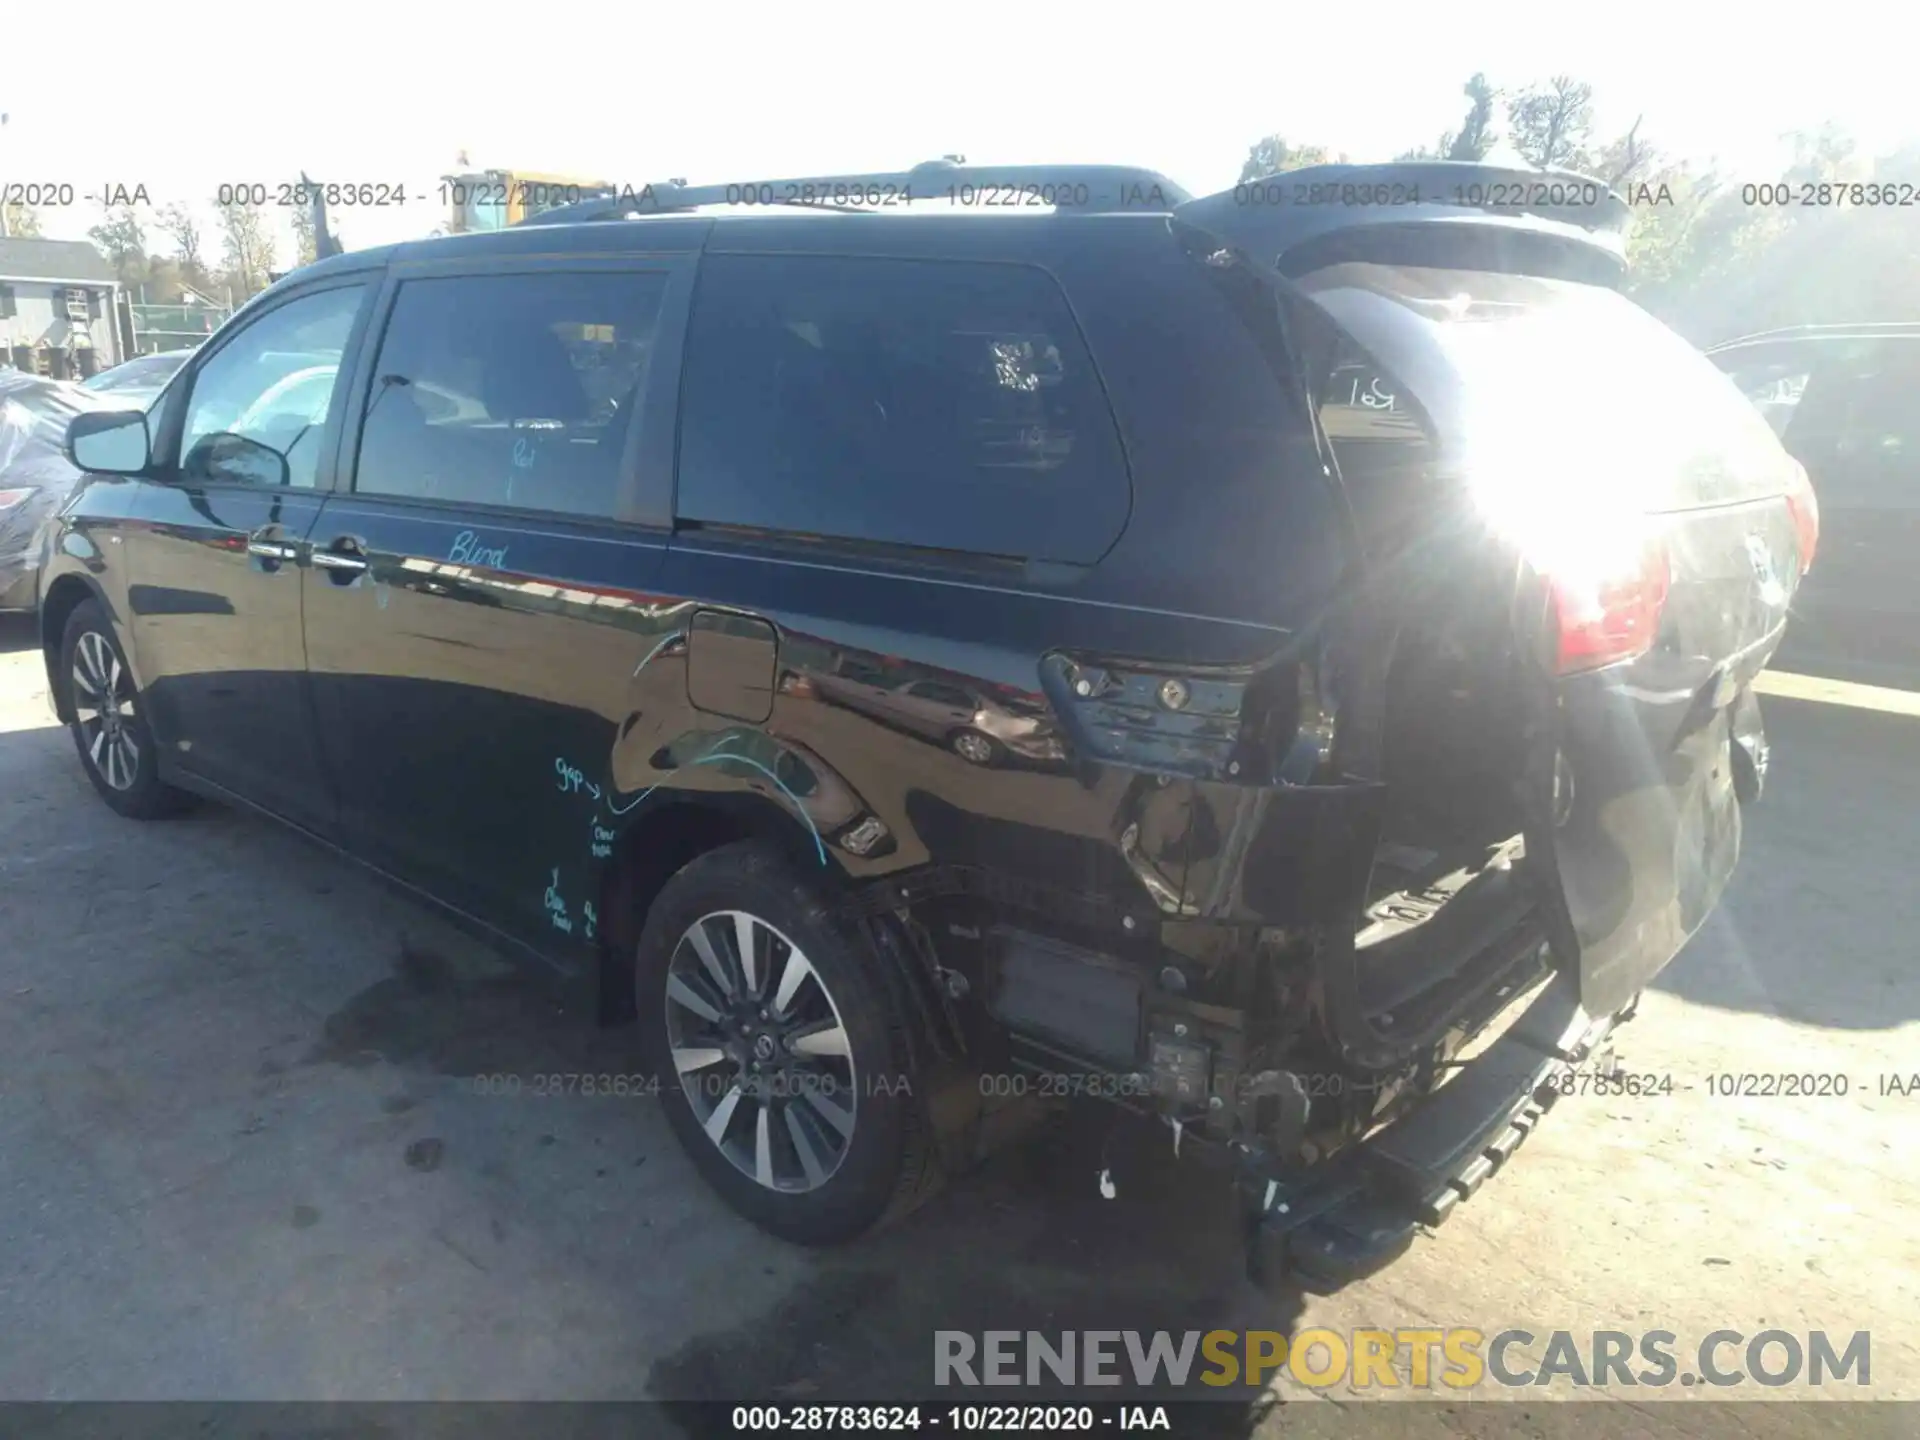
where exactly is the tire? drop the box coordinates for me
[948,728,1001,767]
[635,841,940,1244]
[59,599,192,819]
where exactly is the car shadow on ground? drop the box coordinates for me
[313,942,1301,1429]
[1654,694,1920,1029]
[0,612,40,656]
[642,1114,1301,1420]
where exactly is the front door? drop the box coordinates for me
[126,278,372,832]
[301,259,688,947]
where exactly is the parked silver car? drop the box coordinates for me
[807,664,1067,766]
[0,370,113,611]
[81,349,195,410]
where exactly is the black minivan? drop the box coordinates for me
[46,159,1812,1286]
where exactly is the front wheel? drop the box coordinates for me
[635,841,939,1243]
[948,728,1001,766]
[60,600,192,819]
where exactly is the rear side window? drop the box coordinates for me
[353,271,667,518]
[1312,328,1439,556]
[1297,262,1796,513]
[1316,330,1433,470]
[676,254,1129,563]
[905,680,976,709]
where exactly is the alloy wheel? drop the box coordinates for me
[952,730,995,765]
[72,631,140,792]
[664,909,858,1193]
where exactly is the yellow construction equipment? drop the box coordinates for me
[441,169,610,233]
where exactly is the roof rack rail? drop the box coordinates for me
[1708,321,1920,350]
[515,159,1191,227]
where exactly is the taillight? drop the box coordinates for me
[1549,537,1671,675]
[1042,654,1269,779]
[1784,456,1819,575]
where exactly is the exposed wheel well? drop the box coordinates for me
[595,796,846,1025]
[38,577,98,723]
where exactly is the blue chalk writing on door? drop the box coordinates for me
[554,757,601,800]
[449,530,509,568]
[543,867,573,934]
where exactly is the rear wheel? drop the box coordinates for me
[635,841,939,1243]
[948,728,1001,766]
[60,600,191,819]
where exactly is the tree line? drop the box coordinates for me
[6,81,1914,342]
[1237,73,1920,343]
[1,189,311,311]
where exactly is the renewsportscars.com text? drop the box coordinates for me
[934,1328,1871,1390]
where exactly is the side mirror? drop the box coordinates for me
[67,410,151,475]
[181,431,291,489]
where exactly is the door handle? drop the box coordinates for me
[246,539,299,561]
[312,536,370,578]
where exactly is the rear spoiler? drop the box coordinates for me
[1176,161,1632,279]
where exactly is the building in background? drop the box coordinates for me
[0,238,124,379]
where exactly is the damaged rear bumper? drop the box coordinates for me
[1244,970,1626,1292]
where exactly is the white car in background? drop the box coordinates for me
[82,350,195,410]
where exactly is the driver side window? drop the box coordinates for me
[178,284,365,488]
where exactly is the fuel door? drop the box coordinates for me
[686,609,778,722]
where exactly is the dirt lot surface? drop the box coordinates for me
[2,612,1914,1435]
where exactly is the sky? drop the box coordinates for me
[3,1,1907,268]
